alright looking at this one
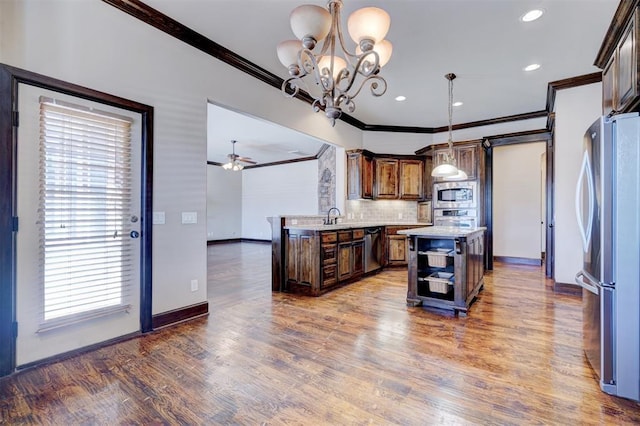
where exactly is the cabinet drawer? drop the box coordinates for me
[338,230,353,242]
[321,232,337,243]
[321,243,337,265]
[352,229,364,240]
[321,264,338,288]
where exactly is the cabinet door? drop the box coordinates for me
[424,156,433,200]
[352,240,364,276]
[338,242,353,280]
[298,234,317,286]
[387,235,408,266]
[399,159,424,200]
[603,54,616,115]
[347,152,374,200]
[616,19,637,111]
[374,159,399,199]
[456,146,477,180]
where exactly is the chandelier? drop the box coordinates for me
[277,0,392,126]
[431,73,468,180]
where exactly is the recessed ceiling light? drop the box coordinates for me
[521,9,544,22]
[395,95,406,102]
[524,63,541,72]
[453,101,463,107]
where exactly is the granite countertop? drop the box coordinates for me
[284,222,432,231]
[397,226,486,238]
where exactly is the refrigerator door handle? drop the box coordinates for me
[575,271,599,295]
[575,151,595,252]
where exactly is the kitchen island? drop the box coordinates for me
[398,226,485,315]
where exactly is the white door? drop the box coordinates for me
[16,84,142,366]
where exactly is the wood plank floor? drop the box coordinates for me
[1,241,639,424]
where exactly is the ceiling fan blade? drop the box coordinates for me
[237,157,257,165]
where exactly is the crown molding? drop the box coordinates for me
[104,0,602,134]
[594,0,639,68]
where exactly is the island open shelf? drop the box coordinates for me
[398,227,485,316]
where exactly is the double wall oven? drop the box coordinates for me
[433,181,478,228]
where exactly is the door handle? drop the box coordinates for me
[575,271,598,295]
[130,230,140,239]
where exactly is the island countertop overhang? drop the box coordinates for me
[397,226,486,238]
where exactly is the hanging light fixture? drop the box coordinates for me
[277,0,392,126]
[431,73,468,180]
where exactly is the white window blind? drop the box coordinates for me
[38,98,134,331]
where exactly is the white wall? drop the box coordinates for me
[493,143,546,260]
[554,83,602,284]
[1,0,362,315]
[362,117,548,155]
[241,161,319,240]
[207,166,242,240]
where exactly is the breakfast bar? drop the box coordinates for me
[398,226,486,315]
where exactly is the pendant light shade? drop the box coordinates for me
[432,73,465,178]
[431,162,459,177]
[444,168,468,180]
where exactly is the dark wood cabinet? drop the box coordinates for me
[432,144,478,181]
[616,18,637,111]
[286,230,318,289]
[374,158,399,199]
[406,229,485,316]
[596,3,640,115]
[285,228,365,295]
[603,55,616,116]
[347,151,374,200]
[320,232,338,288]
[384,225,424,266]
[399,159,423,200]
[387,235,408,265]
[348,151,425,200]
[424,156,433,200]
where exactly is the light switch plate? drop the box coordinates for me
[182,212,197,224]
[152,211,165,225]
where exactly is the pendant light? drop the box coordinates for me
[431,73,467,180]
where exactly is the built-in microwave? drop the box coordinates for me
[433,181,477,209]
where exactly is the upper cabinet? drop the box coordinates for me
[432,144,479,181]
[399,159,424,200]
[347,150,374,200]
[596,3,640,115]
[374,158,399,199]
[347,150,425,200]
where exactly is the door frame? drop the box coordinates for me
[0,64,154,377]
[483,129,554,277]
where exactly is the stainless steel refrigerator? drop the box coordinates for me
[575,113,640,402]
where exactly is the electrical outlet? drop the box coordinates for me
[190,279,198,292]
[398,212,403,219]
[291,219,298,225]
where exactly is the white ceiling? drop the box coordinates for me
[143,0,619,164]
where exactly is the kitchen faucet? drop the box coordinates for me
[325,207,341,225]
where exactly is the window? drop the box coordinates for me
[38,98,134,331]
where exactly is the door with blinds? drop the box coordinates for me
[15,84,143,366]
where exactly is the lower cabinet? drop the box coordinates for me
[286,228,364,295]
[387,235,408,265]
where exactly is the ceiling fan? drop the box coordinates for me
[223,140,256,170]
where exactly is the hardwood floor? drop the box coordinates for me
[1,241,639,424]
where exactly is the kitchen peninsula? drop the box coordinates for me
[271,218,426,296]
[398,226,485,315]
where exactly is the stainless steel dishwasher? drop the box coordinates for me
[364,227,383,273]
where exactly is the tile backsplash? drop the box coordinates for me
[345,200,418,222]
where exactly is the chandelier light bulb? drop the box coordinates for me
[277,40,302,69]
